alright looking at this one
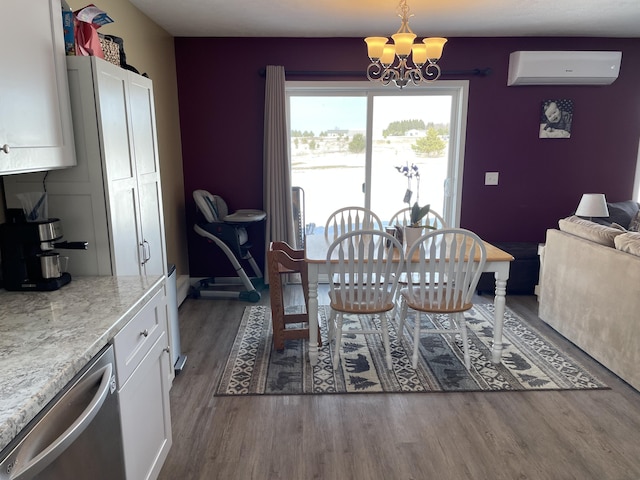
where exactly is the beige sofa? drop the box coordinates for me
[539,215,640,391]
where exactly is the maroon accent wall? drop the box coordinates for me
[175,37,640,278]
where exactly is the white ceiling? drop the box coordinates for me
[129,0,640,38]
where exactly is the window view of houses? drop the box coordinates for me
[290,94,452,234]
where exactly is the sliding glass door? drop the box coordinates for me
[287,81,468,235]
[289,95,367,235]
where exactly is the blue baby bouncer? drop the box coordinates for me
[192,189,266,302]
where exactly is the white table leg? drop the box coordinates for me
[307,263,320,366]
[491,265,509,363]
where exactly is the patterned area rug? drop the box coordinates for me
[215,303,608,395]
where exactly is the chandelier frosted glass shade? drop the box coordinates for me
[365,0,447,88]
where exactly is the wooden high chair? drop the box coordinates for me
[267,241,321,351]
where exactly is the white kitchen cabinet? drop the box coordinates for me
[3,56,166,277]
[0,0,76,174]
[114,288,172,480]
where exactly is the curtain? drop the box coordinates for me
[263,65,295,283]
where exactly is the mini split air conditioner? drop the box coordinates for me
[507,51,622,86]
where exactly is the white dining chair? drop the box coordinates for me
[326,229,405,370]
[397,228,487,369]
[324,207,383,242]
[388,206,447,230]
[389,206,448,316]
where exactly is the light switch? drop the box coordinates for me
[485,172,499,185]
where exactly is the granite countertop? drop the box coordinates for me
[0,275,165,453]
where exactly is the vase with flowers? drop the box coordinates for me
[403,202,433,249]
[395,162,435,248]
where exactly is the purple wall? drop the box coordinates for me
[175,37,640,277]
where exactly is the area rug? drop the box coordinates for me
[215,303,608,395]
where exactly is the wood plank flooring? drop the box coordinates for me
[158,288,640,480]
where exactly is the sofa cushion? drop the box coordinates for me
[558,215,624,247]
[614,231,640,257]
[591,200,640,229]
[628,210,640,232]
[611,222,627,231]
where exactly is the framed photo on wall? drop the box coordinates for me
[539,99,573,138]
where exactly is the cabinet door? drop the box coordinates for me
[0,0,76,174]
[129,75,167,276]
[119,330,172,480]
[95,61,144,276]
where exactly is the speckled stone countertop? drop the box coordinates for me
[0,275,164,453]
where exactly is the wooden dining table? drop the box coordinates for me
[304,233,515,366]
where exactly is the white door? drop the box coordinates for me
[96,61,143,275]
[129,76,167,276]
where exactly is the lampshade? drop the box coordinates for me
[424,37,448,61]
[412,44,427,65]
[380,45,396,66]
[365,37,388,61]
[391,32,417,57]
[575,193,609,218]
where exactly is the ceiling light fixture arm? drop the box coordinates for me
[366,57,443,89]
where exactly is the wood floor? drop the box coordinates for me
[158,287,640,480]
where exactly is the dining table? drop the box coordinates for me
[304,233,515,366]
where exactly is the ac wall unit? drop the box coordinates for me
[507,51,622,86]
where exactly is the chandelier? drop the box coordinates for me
[365,0,447,89]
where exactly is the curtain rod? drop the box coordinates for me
[258,67,492,78]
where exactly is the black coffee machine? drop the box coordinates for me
[0,216,88,291]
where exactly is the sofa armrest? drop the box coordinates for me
[539,228,640,391]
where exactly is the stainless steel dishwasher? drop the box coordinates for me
[0,345,126,480]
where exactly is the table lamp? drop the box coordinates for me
[575,193,609,221]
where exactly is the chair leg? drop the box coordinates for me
[391,291,402,322]
[332,312,344,370]
[458,312,471,369]
[273,328,285,352]
[379,313,392,369]
[327,308,337,342]
[412,311,421,369]
[398,298,409,335]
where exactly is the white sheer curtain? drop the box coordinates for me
[263,65,295,283]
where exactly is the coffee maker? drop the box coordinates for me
[0,217,87,291]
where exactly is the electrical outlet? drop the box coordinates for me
[485,172,499,185]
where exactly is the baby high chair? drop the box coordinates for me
[192,189,266,302]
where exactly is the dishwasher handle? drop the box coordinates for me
[10,363,113,480]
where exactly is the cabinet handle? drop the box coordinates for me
[1,144,9,154]
[163,346,170,354]
[139,240,151,265]
[140,329,149,337]
[139,242,146,265]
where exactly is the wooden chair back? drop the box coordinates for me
[267,241,320,351]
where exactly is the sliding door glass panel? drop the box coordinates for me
[290,96,367,236]
[370,94,452,224]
